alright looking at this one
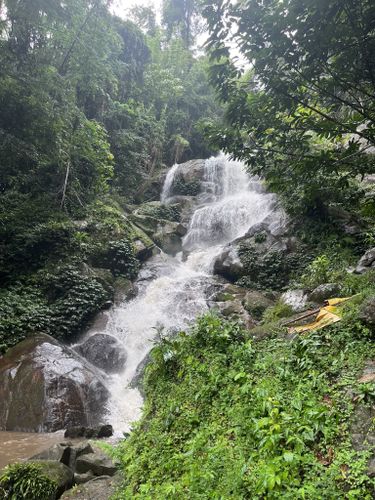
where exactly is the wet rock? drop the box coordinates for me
[29,442,72,465]
[243,290,275,319]
[0,334,110,432]
[215,300,256,329]
[213,222,304,290]
[113,277,137,305]
[355,247,375,274]
[153,222,187,255]
[64,425,113,440]
[29,460,73,497]
[97,424,113,438]
[211,283,247,302]
[75,334,127,373]
[68,442,95,471]
[359,296,375,329]
[174,159,206,185]
[133,239,154,262]
[308,283,342,303]
[61,474,122,499]
[281,289,307,312]
[75,451,117,476]
[213,247,244,281]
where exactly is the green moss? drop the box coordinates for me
[262,300,294,324]
[173,178,201,196]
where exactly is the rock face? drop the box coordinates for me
[213,222,302,290]
[308,283,342,303]
[281,289,307,312]
[75,451,117,477]
[167,159,205,198]
[359,296,375,329]
[213,247,244,281]
[64,424,113,439]
[0,334,110,432]
[355,247,375,274]
[75,334,127,373]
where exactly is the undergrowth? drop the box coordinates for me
[114,306,375,499]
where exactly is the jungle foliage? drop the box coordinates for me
[114,301,375,499]
[0,0,220,349]
[202,0,375,217]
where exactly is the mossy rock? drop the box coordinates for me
[28,460,74,498]
[242,290,275,320]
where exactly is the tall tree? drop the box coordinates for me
[202,0,375,215]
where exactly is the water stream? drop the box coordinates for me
[103,156,279,434]
[0,156,280,463]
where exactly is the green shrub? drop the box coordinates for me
[0,286,52,353]
[137,203,181,222]
[93,239,139,279]
[237,242,307,291]
[113,313,374,499]
[299,254,331,289]
[173,178,201,196]
[0,462,57,500]
[262,300,294,324]
[41,264,110,338]
[0,264,110,352]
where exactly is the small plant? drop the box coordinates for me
[0,462,57,500]
[300,254,331,289]
[262,300,294,324]
[354,383,375,404]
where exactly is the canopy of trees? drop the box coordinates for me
[0,0,220,210]
[202,0,375,216]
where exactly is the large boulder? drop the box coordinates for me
[308,283,342,303]
[355,247,375,274]
[280,289,307,313]
[213,247,244,281]
[61,474,121,499]
[153,221,187,255]
[30,441,94,471]
[213,222,304,290]
[75,451,117,476]
[28,460,74,498]
[166,159,205,198]
[0,334,110,432]
[75,334,126,373]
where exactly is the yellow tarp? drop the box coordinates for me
[288,297,350,334]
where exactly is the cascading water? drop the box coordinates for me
[97,156,280,434]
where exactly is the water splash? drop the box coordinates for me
[94,156,280,434]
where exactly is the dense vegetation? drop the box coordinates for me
[0,0,220,351]
[202,0,375,218]
[1,0,375,498]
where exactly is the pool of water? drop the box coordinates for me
[0,431,67,469]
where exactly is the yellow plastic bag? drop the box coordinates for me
[288,297,350,334]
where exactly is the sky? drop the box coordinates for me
[112,0,162,20]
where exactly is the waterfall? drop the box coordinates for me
[89,156,280,434]
[160,163,179,202]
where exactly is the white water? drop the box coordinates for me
[99,156,280,434]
